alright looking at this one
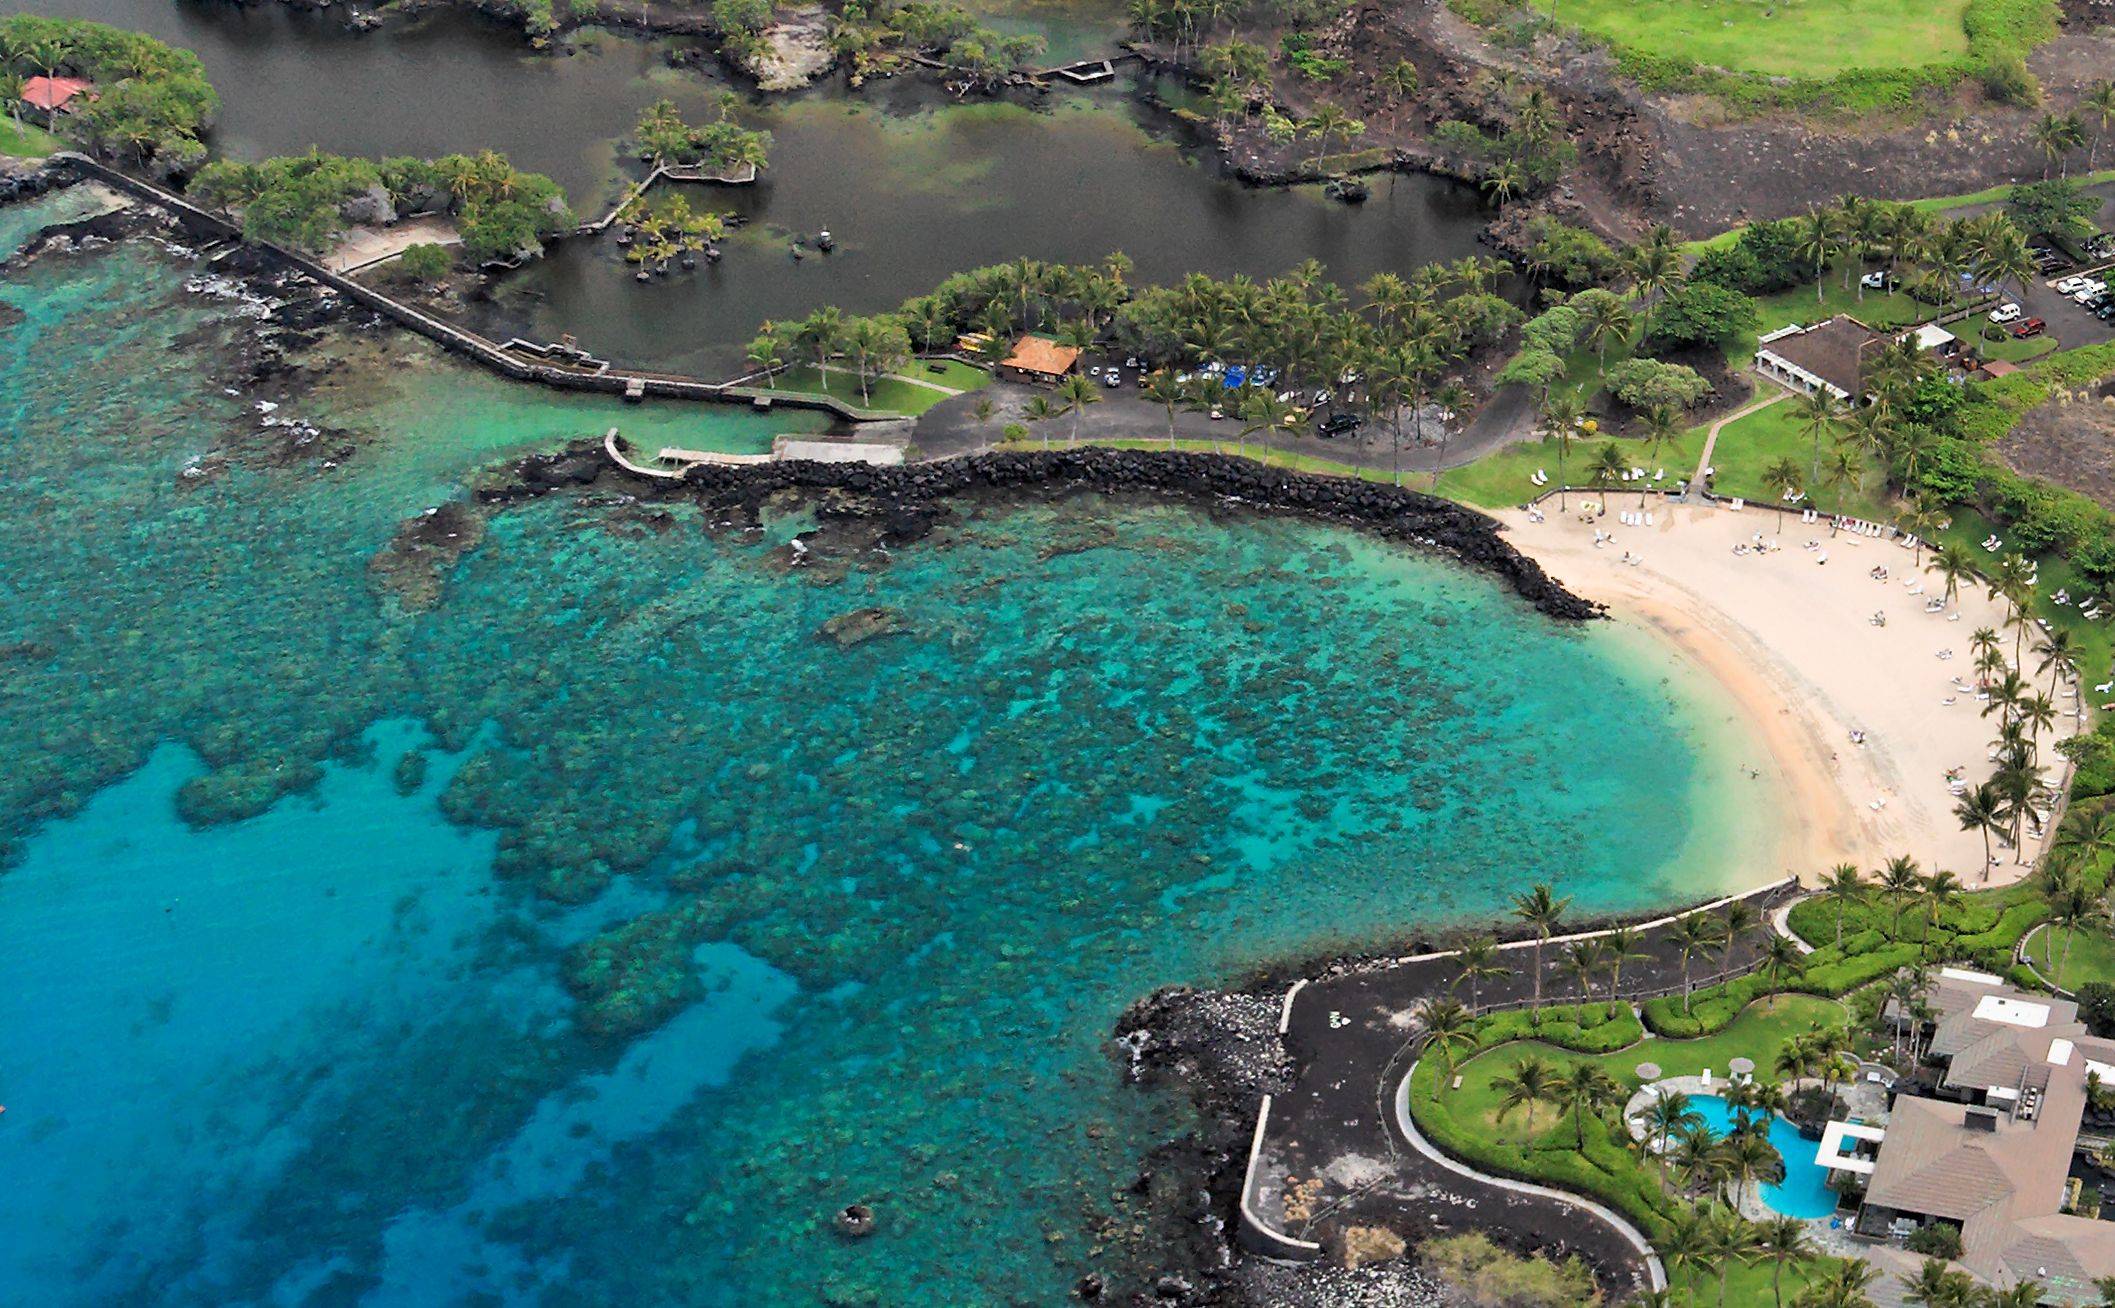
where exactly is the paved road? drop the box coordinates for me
[911,380,1540,476]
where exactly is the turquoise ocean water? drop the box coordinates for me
[0,200,1776,1304]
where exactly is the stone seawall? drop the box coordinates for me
[500,443,1603,622]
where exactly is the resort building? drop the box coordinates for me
[1822,969,2115,1305]
[1908,322,1961,359]
[1754,314,1890,402]
[998,335,1081,386]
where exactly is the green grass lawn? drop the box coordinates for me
[1926,504,2115,684]
[0,116,60,158]
[1524,0,1970,79]
[1702,397,1896,521]
[771,362,987,416]
[1975,330,2062,364]
[1433,430,1703,509]
[2025,921,2115,990]
[1415,992,1850,1303]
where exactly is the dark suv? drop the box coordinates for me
[1317,412,1364,437]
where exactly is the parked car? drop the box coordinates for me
[2056,276,2086,295]
[1317,412,1364,437]
[1859,270,1896,290]
[2073,281,2107,305]
[1209,405,1224,420]
[1102,371,1121,388]
[1989,302,2023,324]
[2010,317,2046,339]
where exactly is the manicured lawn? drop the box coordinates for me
[1701,397,1894,522]
[0,117,59,158]
[1434,430,1702,509]
[2025,921,2115,991]
[1976,330,2062,364]
[1926,504,2115,684]
[1442,992,1848,1123]
[772,362,987,416]
[1412,991,1851,1303]
[1523,0,1971,79]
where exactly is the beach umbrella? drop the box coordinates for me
[1635,1061,1662,1082]
[1729,1056,1755,1082]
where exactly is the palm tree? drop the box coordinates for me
[1579,292,1633,377]
[1492,1053,1556,1129]
[2035,626,2080,701]
[1755,1215,1813,1308]
[1541,393,1583,510]
[1759,932,1804,987]
[2032,111,2087,178]
[1878,855,1922,938]
[1143,370,1187,449]
[1901,1257,1975,1308]
[1706,1206,1764,1307]
[1645,1090,1705,1178]
[1554,1061,1622,1148]
[1819,863,1864,948]
[2047,877,2107,990]
[1660,1202,1715,1297]
[1602,924,1646,1016]
[1920,869,1964,956]
[1510,882,1570,1025]
[1956,783,2006,881]
[2086,80,2115,169]
[1671,913,1726,1013]
[1763,456,1802,527]
[1808,1259,1880,1308]
[1563,937,1608,1013]
[1417,996,1477,1089]
[1056,373,1099,446]
[1590,440,1626,505]
[1451,936,1510,1012]
[1925,541,1974,610]
[1794,387,1845,491]
[1795,208,1840,302]
[1641,406,1681,506]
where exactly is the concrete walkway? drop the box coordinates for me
[1395,1064,1669,1291]
[1685,385,1791,501]
[1771,894,1817,955]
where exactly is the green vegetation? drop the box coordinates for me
[1524,0,1974,81]
[189,149,572,262]
[0,15,218,172]
[771,361,986,415]
[828,1,1048,90]
[0,113,58,158]
[392,242,453,284]
[1418,1233,1598,1307]
[1476,0,2062,116]
[631,95,771,176]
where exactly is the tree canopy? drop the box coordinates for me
[0,15,218,172]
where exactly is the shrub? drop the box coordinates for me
[1978,53,2040,107]
[1643,281,1759,351]
[394,242,453,283]
[1907,1222,1965,1258]
[1421,1233,1602,1307]
[2079,982,2115,1038]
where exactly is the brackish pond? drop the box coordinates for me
[2,0,1492,372]
[0,213,1773,1304]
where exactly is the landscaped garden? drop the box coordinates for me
[769,359,990,416]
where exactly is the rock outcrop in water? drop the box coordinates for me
[487,445,1602,623]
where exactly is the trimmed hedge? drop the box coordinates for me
[1408,1056,1680,1239]
[1476,1002,1645,1054]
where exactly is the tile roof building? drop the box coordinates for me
[1842,969,2115,1305]
[1754,315,1890,402]
[998,336,1081,386]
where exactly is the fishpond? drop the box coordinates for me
[0,200,1776,1302]
[0,0,1492,374]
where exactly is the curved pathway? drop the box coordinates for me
[1392,1064,1667,1291]
[1684,385,1790,502]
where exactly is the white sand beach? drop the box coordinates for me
[1498,499,2085,888]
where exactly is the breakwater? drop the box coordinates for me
[501,442,1605,621]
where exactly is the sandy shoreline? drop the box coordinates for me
[1499,499,2082,889]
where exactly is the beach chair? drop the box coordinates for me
[1729,498,1744,512]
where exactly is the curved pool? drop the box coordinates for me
[1690,1094,1840,1219]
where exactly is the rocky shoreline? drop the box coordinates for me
[482,444,1603,622]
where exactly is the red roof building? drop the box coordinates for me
[22,76,95,114]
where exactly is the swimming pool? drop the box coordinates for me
[1688,1094,1841,1219]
